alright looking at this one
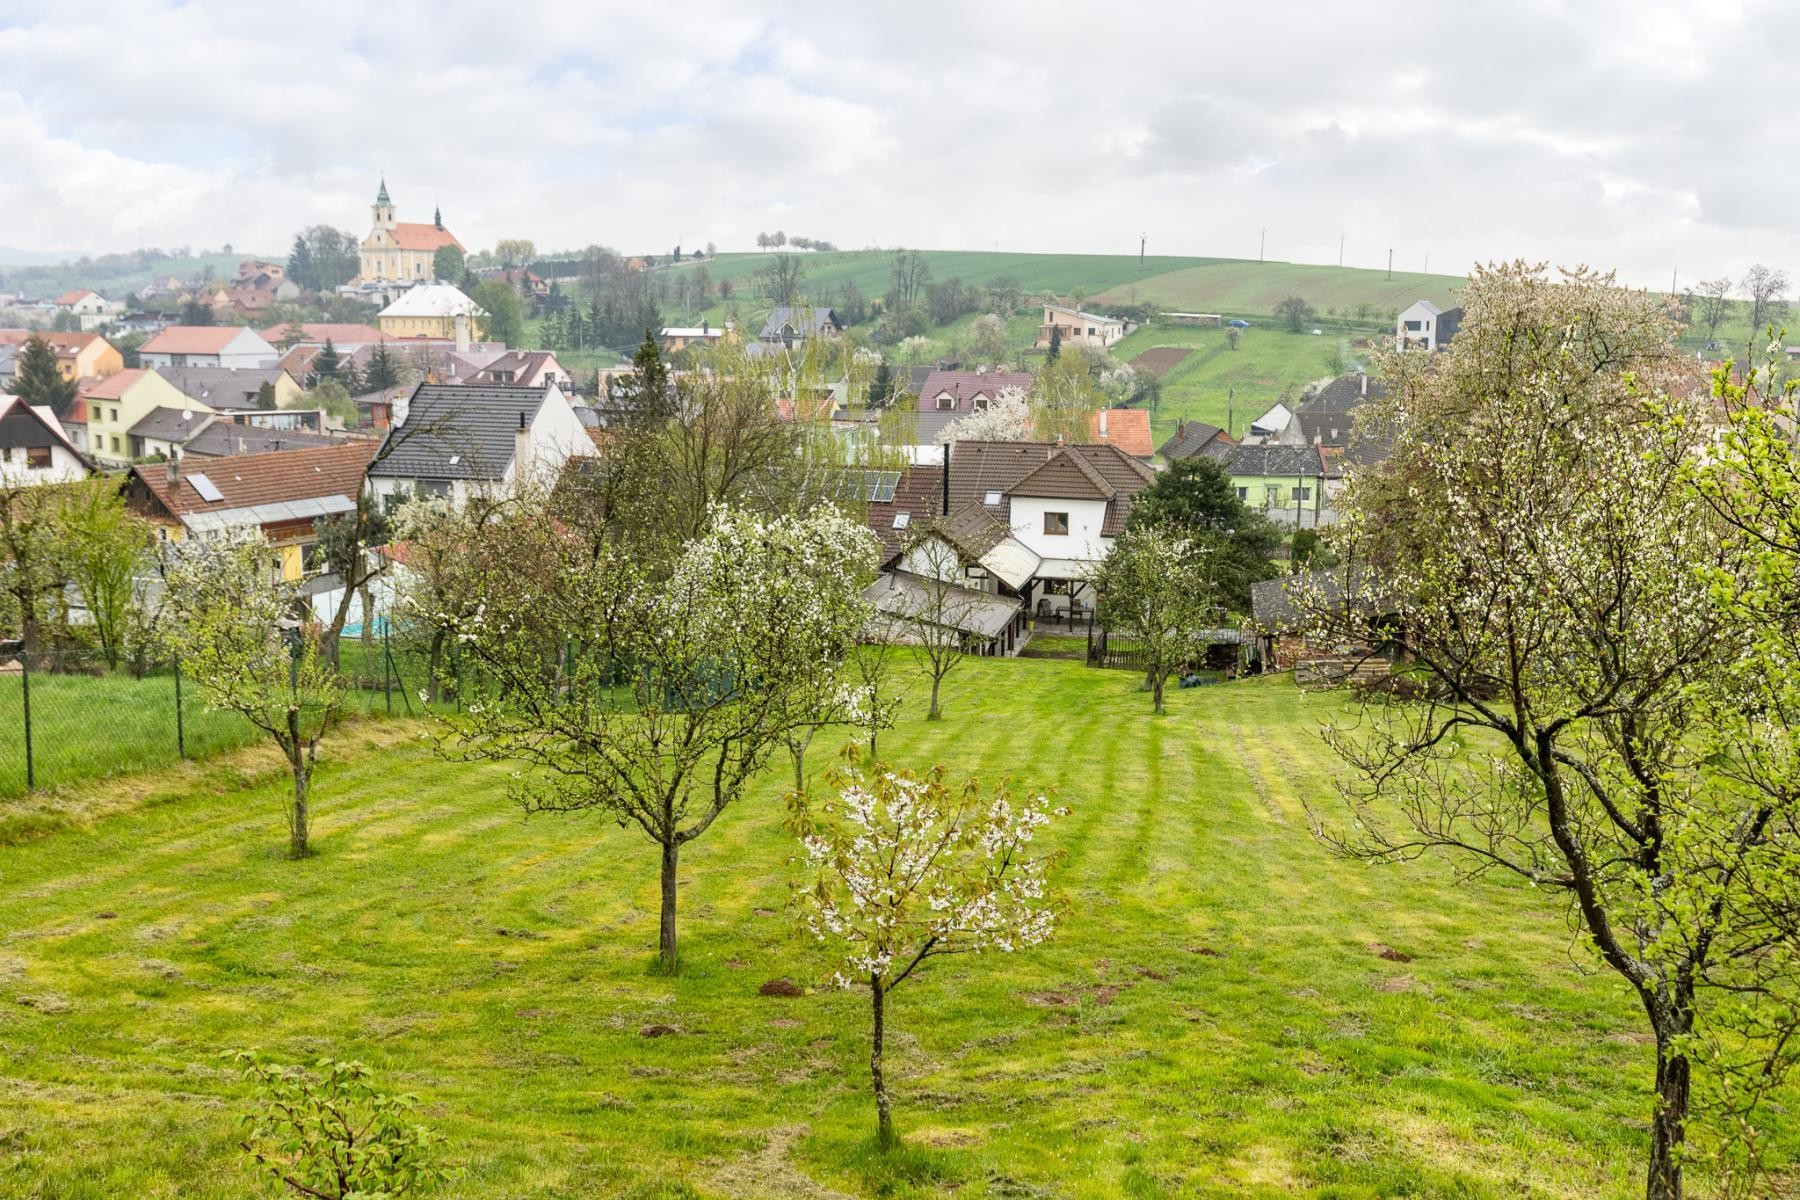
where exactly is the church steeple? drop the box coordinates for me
[376,176,390,205]
[433,203,442,230]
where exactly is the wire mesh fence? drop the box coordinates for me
[0,629,475,799]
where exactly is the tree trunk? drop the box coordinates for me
[1647,1035,1691,1200]
[288,744,310,860]
[871,974,894,1148]
[658,839,679,974]
[928,672,943,721]
[1152,673,1165,715]
[358,582,374,660]
[427,629,445,704]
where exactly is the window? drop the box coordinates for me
[892,512,911,530]
[1236,486,1248,501]
[936,393,956,411]
[110,408,119,423]
[971,393,990,412]
[983,490,1003,506]
[1291,486,1312,501]
[25,446,49,469]
[1044,511,1070,535]
[111,435,121,452]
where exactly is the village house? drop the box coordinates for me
[358,179,463,284]
[138,326,278,370]
[758,306,844,343]
[53,289,124,331]
[124,441,378,580]
[1035,304,1130,350]
[1395,299,1462,352]
[1156,418,1236,462]
[377,285,486,343]
[912,368,1034,447]
[658,321,731,353]
[0,395,90,485]
[157,365,307,413]
[1204,442,1330,527]
[889,440,1156,631]
[81,368,210,464]
[363,382,597,509]
[0,330,123,383]
[466,350,572,389]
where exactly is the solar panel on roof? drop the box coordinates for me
[868,470,900,502]
[187,472,224,502]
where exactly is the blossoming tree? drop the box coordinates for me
[790,760,1065,1147]
[437,503,877,974]
[1312,261,1800,1200]
[1091,526,1221,713]
[161,533,345,859]
[939,386,1032,443]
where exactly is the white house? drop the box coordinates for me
[364,382,598,510]
[139,326,279,369]
[54,289,125,331]
[1395,299,1462,352]
[0,395,90,485]
[1035,304,1131,350]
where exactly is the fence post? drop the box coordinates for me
[20,650,34,791]
[174,654,187,760]
[383,623,393,714]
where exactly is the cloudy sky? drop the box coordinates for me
[0,0,1790,286]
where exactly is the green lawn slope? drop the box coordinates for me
[3,657,1768,1198]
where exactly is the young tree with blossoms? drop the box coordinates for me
[1091,526,1220,713]
[434,502,878,974]
[1312,261,1800,1200]
[161,534,345,859]
[790,759,1066,1147]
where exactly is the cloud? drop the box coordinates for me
[0,0,1796,287]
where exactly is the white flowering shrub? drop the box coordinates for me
[790,760,1065,1146]
[940,386,1033,444]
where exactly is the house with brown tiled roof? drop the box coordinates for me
[892,440,1157,625]
[913,369,1033,444]
[1157,419,1235,462]
[52,289,123,330]
[124,441,377,580]
[466,350,571,389]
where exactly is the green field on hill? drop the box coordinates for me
[4,657,1776,1198]
[1114,324,1349,445]
[1095,260,1462,320]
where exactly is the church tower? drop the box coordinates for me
[372,177,396,232]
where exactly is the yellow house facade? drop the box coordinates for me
[82,369,211,464]
[0,330,123,382]
[376,284,487,342]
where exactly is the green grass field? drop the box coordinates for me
[1113,324,1348,444]
[1095,260,1462,321]
[4,656,1775,1198]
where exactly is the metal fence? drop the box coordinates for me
[0,630,464,799]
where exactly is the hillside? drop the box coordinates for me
[0,660,1738,1198]
[0,249,280,302]
[1096,259,1463,318]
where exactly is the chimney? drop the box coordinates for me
[515,410,533,480]
[165,456,179,482]
[1099,409,1109,437]
[454,312,471,353]
[702,319,710,336]
[941,442,950,516]
[1360,373,1368,397]
[1177,419,1187,439]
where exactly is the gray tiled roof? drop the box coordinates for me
[1210,443,1324,478]
[1156,420,1228,460]
[366,383,549,481]
[155,366,289,411]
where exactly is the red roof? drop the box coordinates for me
[141,326,250,354]
[66,397,88,424]
[0,330,102,358]
[134,441,377,518]
[1090,408,1153,458]
[55,289,95,306]
[83,367,153,400]
[388,223,462,252]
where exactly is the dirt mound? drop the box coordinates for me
[759,978,803,997]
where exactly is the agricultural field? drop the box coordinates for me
[1112,324,1350,445]
[1093,260,1463,321]
[3,655,1771,1198]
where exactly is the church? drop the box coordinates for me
[358,178,463,284]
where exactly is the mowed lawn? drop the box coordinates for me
[0,658,1763,1198]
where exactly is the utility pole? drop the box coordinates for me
[1671,267,1679,295]
[1339,233,1345,268]
[1227,387,1234,439]
[1139,232,1146,273]
[1259,227,1266,262]
[1386,249,1393,280]
[1424,251,1430,274]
